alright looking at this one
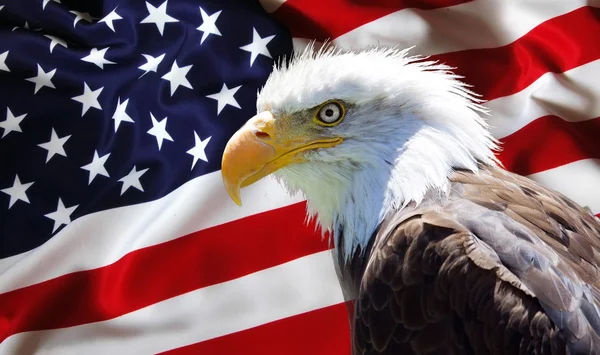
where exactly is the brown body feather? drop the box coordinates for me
[339,165,600,354]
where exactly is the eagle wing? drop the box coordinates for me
[351,166,600,354]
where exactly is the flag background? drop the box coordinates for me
[0,0,599,354]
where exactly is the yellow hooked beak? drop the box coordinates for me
[221,111,342,206]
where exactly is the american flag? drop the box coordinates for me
[0,0,598,353]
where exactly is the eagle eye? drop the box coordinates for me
[316,101,345,126]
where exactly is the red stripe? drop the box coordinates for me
[159,302,352,355]
[0,202,330,343]
[497,116,600,176]
[272,0,471,41]
[432,6,600,101]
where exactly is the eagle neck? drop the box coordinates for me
[332,125,496,262]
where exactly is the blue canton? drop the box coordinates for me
[0,0,293,257]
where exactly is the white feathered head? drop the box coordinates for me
[222,45,499,258]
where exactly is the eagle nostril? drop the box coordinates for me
[255,131,271,140]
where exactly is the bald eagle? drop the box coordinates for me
[220,46,600,354]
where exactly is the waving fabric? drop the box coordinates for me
[0,0,598,354]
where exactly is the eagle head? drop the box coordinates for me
[221,45,499,259]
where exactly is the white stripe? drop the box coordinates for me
[486,59,600,139]
[0,250,345,355]
[292,37,316,52]
[0,250,31,277]
[0,172,304,293]
[528,159,600,215]
[325,0,600,56]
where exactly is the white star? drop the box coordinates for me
[147,113,173,150]
[81,150,110,184]
[38,128,70,163]
[196,7,221,44]
[1,175,34,209]
[81,47,115,69]
[72,82,103,117]
[0,51,9,72]
[138,53,165,78]
[44,198,78,233]
[161,60,193,96]
[0,5,4,11]
[206,83,241,115]
[25,64,56,94]
[42,0,60,10]
[239,28,275,67]
[44,35,67,53]
[12,21,29,32]
[118,166,149,195]
[99,7,122,32]
[140,0,178,36]
[187,131,211,170]
[70,10,93,27]
[112,97,134,132]
[0,107,27,139]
